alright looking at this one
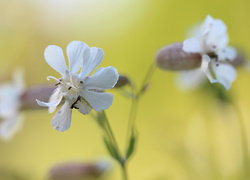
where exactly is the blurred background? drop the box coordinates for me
[0,0,250,179]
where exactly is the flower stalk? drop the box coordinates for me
[97,110,128,180]
[232,102,250,179]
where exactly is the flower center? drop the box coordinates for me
[56,73,82,102]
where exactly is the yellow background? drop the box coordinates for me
[0,0,250,179]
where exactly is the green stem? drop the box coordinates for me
[121,164,128,180]
[101,110,121,156]
[100,63,156,180]
[137,63,156,98]
[101,111,129,179]
[127,63,156,134]
[232,102,249,179]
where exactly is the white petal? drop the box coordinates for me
[183,38,202,53]
[0,113,24,140]
[212,63,236,90]
[84,66,119,90]
[201,15,214,35]
[36,88,63,112]
[205,30,228,51]
[80,91,113,112]
[217,46,237,61]
[0,86,19,118]
[36,96,62,108]
[205,21,228,51]
[48,87,63,113]
[79,47,104,78]
[67,41,90,74]
[75,101,91,115]
[12,67,25,91]
[201,54,210,71]
[51,101,72,132]
[44,45,68,76]
[201,55,217,83]
[176,68,206,91]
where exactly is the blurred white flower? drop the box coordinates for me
[0,68,25,140]
[182,15,237,90]
[37,41,119,132]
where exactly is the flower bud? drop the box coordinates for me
[20,84,56,110]
[114,75,130,88]
[230,50,246,67]
[48,161,110,180]
[155,42,202,71]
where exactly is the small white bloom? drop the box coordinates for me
[0,68,25,140]
[37,41,119,132]
[182,15,237,90]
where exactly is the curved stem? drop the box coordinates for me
[232,102,249,179]
[127,63,156,135]
[101,111,129,180]
[137,63,156,99]
[101,110,121,157]
[121,164,128,180]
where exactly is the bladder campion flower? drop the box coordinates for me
[156,42,245,90]
[36,41,119,132]
[0,68,25,140]
[182,15,237,90]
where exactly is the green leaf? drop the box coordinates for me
[103,137,120,161]
[125,129,137,160]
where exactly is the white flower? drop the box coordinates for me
[0,68,25,140]
[182,15,237,90]
[36,41,119,132]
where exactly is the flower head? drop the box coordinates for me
[182,15,237,90]
[0,68,25,140]
[36,41,119,132]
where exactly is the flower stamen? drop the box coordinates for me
[70,96,81,109]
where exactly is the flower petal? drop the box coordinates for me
[79,47,104,78]
[36,89,63,111]
[75,101,91,115]
[80,91,113,112]
[201,55,217,83]
[183,38,202,53]
[48,87,63,113]
[212,63,236,90]
[12,67,25,91]
[201,15,214,35]
[176,68,205,91]
[203,18,228,51]
[44,45,68,76]
[216,46,237,61]
[66,41,90,74]
[84,66,119,90]
[36,87,63,114]
[0,113,24,140]
[0,85,19,118]
[51,101,72,132]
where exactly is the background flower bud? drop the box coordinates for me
[155,42,202,71]
[20,84,56,110]
[114,75,130,88]
[48,161,110,180]
[230,50,246,67]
